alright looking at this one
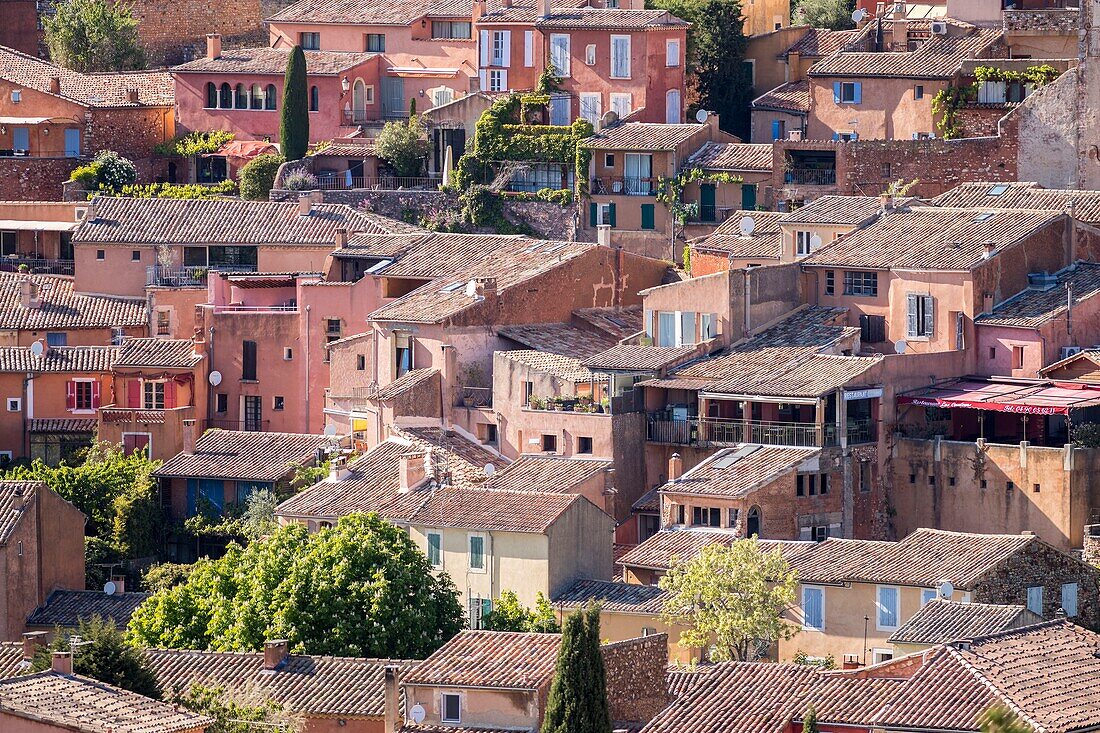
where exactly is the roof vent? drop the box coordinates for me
[1027,272,1058,291]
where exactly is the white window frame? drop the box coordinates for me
[71,377,96,414]
[427,531,443,569]
[795,230,812,256]
[467,532,487,572]
[585,44,596,65]
[579,93,601,124]
[6,397,20,412]
[491,30,508,66]
[801,585,824,630]
[610,92,631,119]
[1027,585,1043,614]
[871,648,894,664]
[441,692,461,723]
[666,38,680,67]
[488,69,507,92]
[876,585,900,630]
[142,380,166,410]
[550,33,570,77]
[1061,582,1078,617]
[610,35,631,79]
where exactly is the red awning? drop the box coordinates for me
[897,379,1100,416]
[206,140,280,160]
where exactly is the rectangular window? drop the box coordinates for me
[155,309,171,336]
[586,44,596,65]
[131,250,141,261]
[610,92,631,119]
[657,311,676,347]
[796,474,805,496]
[215,393,228,413]
[802,586,824,630]
[524,30,534,67]
[46,332,67,347]
[395,334,413,377]
[604,153,615,168]
[468,534,485,571]
[872,648,894,664]
[142,381,165,410]
[691,506,721,527]
[492,30,510,66]
[2,231,19,255]
[6,398,20,412]
[73,381,94,411]
[679,311,696,346]
[577,436,593,454]
[921,588,938,606]
[244,395,263,431]
[580,92,601,124]
[837,81,861,103]
[700,312,716,340]
[541,434,557,452]
[844,270,878,297]
[550,33,570,76]
[914,84,924,99]
[859,461,872,493]
[906,294,935,337]
[876,586,899,629]
[859,314,886,344]
[299,32,320,50]
[273,396,285,411]
[610,35,631,78]
[431,21,471,38]
[666,38,680,67]
[640,203,655,230]
[1062,582,1078,617]
[427,532,442,567]
[1012,345,1025,370]
[796,231,812,256]
[356,354,366,371]
[365,33,385,52]
[1027,585,1043,614]
[825,270,834,295]
[487,69,507,92]
[242,340,257,381]
[441,693,461,723]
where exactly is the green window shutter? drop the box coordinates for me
[641,204,655,230]
[609,203,617,227]
[590,202,598,226]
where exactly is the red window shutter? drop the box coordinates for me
[128,380,141,408]
[66,381,77,410]
[90,380,101,409]
[164,381,177,409]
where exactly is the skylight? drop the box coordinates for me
[987,184,1008,196]
[973,212,995,222]
[440,281,466,293]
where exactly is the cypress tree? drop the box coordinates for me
[804,705,819,733]
[280,46,309,161]
[584,604,612,733]
[541,606,611,733]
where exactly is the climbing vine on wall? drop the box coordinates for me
[933,65,1062,140]
[654,168,743,224]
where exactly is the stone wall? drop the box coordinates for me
[0,158,77,200]
[1084,524,1100,565]
[129,0,264,66]
[600,634,670,725]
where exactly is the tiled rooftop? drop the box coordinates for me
[173,47,377,75]
[114,338,202,369]
[401,630,562,690]
[0,274,146,331]
[887,600,1040,645]
[684,142,773,172]
[409,487,591,533]
[0,346,116,373]
[573,306,644,339]
[932,182,1100,223]
[486,455,613,493]
[0,481,45,545]
[267,0,471,24]
[753,79,810,113]
[782,27,858,59]
[583,344,698,372]
[154,430,334,482]
[689,211,784,259]
[781,195,881,226]
[498,323,619,359]
[26,590,151,630]
[497,350,597,382]
[0,45,173,107]
[341,233,526,278]
[662,444,820,500]
[533,8,689,30]
[808,23,1002,79]
[976,262,1100,329]
[370,368,440,400]
[552,578,667,615]
[583,123,713,152]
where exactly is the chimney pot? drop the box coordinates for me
[982,241,996,258]
[668,453,683,482]
[51,651,73,675]
[182,419,197,455]
[399,451,428,493]
[127,88,139,103]
[263,640,289,671]
[48,76,61,95]
[206,33,222,60]
[22,632,47,661]
[20,278,41,309]
[842,654,862,669]
[502,0,512,7]
[596,224,612,248]
[474,277,497,298]
[335,228,348,248]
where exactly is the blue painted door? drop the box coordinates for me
[12,127,29,153]
[64,129,80,157]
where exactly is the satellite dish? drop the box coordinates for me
[695,109,709,123]
[937,580,955,599]
[739,216,756,237]
[894,339,907,354]
[809,234,823,250]
[103,581,117,596]
[29,340,43,357]
[852,7,867,22]
[324,424,338,437]
[410,705,426,724]
[484,463,496,476]
[208,370,223,386]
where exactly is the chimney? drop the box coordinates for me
[842,654,862,670]
[474,277,497,299]
[399,451,428,493]
[502,0,512,7]
[787,51,801,82]
[539,0,550,18]
[127,88,139,103]
[668,453,683,482]
[263,640,289,671]
[51,651,73,675]
[182,419,197,455]
[982,241,996,259]
[597,224,612,248]
[298,191,314,217]
[982,292,994,315]
[48,75,61,95]
[879,192,893,211]
[474,0,486,21]
[109,576,125,593]
[335,227,348,248]
[383,664,400,733]
[22,632,47,661]
[206,33,222,60]
[19,278,41,309]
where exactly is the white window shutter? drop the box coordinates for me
[499,69,508,90]
[501,30,511,68]
[479,30,489,66]
[906,294,918,337]
[922,295,934,337]
[479,69,487,91]
[524,30,534,67]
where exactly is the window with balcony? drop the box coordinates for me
[844,270,878,297]
[1,231,16,256]
[623,153,652,195]
[143,381,165,410]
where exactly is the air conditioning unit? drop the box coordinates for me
[1061,346,1083,360]
[930,21,948,35]
[788,130,803,141]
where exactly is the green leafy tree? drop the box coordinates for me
[793,0,856,30]
[239,153,285,200]
[483,591,561,633]
[541,605,610,733]
[280,46,310,161]
[33,616,161,698]
[44,0,145,71]
[110,467,162,559]
[659,538,798,662]
[979,705,1032,733]
[142,562,195,593]
[376,117,429,177]
[85,535,122,589]
[173,684,303,733]
[128,514,465,657]
[803,705,819,733]
[536,64,563,94]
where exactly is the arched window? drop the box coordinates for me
[205,82,217,109]
[219,82,232,109]
[309,85,319,112]
[235,83,248,109]
[747,506,761,538]
[251,84,264,110]
[264,84,277,110]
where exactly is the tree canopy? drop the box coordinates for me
[127,513,465,657]
[541,606,611,733]
[482,590,561,633]
[44,0,145,72]
[376,117,430,177]
[33,616,162,699]
[239,153,285,200]
[172,684,302,733]
[280,46,310,162]
[978,705,1032,733]
[793,0,856,31]
[659,538,799,662]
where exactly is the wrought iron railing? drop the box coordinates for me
[646,415,875,447]
[591,177,658,196]
[146,264,258,287]
[784,168,837,186]
[311,174,443,191]
[0,257,74,276]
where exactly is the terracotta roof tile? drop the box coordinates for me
[809,24,1002,79]
[533,8,689,30]
[26,590,150,630]
[932,182,1100,223]
[782,28,858,58]
[341,233,525,276]
[583,344,697,372]
[619,528,811,571]
[572,306,644,339]
[497,324,619,358]
[0,481,44,545]
[27,418,97,433]
[887,600,1041,645]
[402,630,562,690]
[370,368,440,400]
[631,485,661,513]
[154,430,333,482]
[0,346,116,372]
[497,350,596,382]
[804,675,905,725]
[146,649,410,717]
[689,211,784,259]
[0,45,173,107]
[268,0,471,24]
[662,445,819,500]
[684,142,773,172]
[665,665,715,698]
[409,486,592,533]
[173,47,377,75]
[583,123,712,152]
[0,643,25,679]
[114,338,202,369]
[753,79,810,113]
[486,455,613,493]
[976,262,1100,329]
[781,195,881,226]
[0,671,212,733]
[552,578,667,614]
[75,196,418,246]
[0,274,146,331]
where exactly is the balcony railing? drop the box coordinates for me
[784,168,837,186]
[646,415,876,448]
[0,257,74,276]
[0,149,80,159]
[591,177,658,196]
[311,174,444,191]
[146,264,258,287]
[455,386,492,408]
[213,303,297,313]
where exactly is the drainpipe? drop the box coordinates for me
[22,373,32,460]
[305,305,312,433]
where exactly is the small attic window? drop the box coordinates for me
[987,184,1008,196]
[440,281,466,293]
[973,212,995,222]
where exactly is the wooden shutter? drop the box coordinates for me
[640,204,654,230]
[853,82,862,104]
[500,31,511,68]
[479,30,489,65]
[590,202,598,226]
[66,381,77,410]
[922,295,934,337]
[907,294,919,337]
[128,380,140,408]
[608,203,616,227]
[833,82,841,103]
[164,380,177,409]
[90,381,100,408]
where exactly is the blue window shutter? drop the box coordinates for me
[851,131,859,140]
[609,203,617,227]
[771,119,781,140]
[853,82,862,104]
[590,202,598,226]
[833,82,841,104]
[832,132,840,141]
[912,132,919,140]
